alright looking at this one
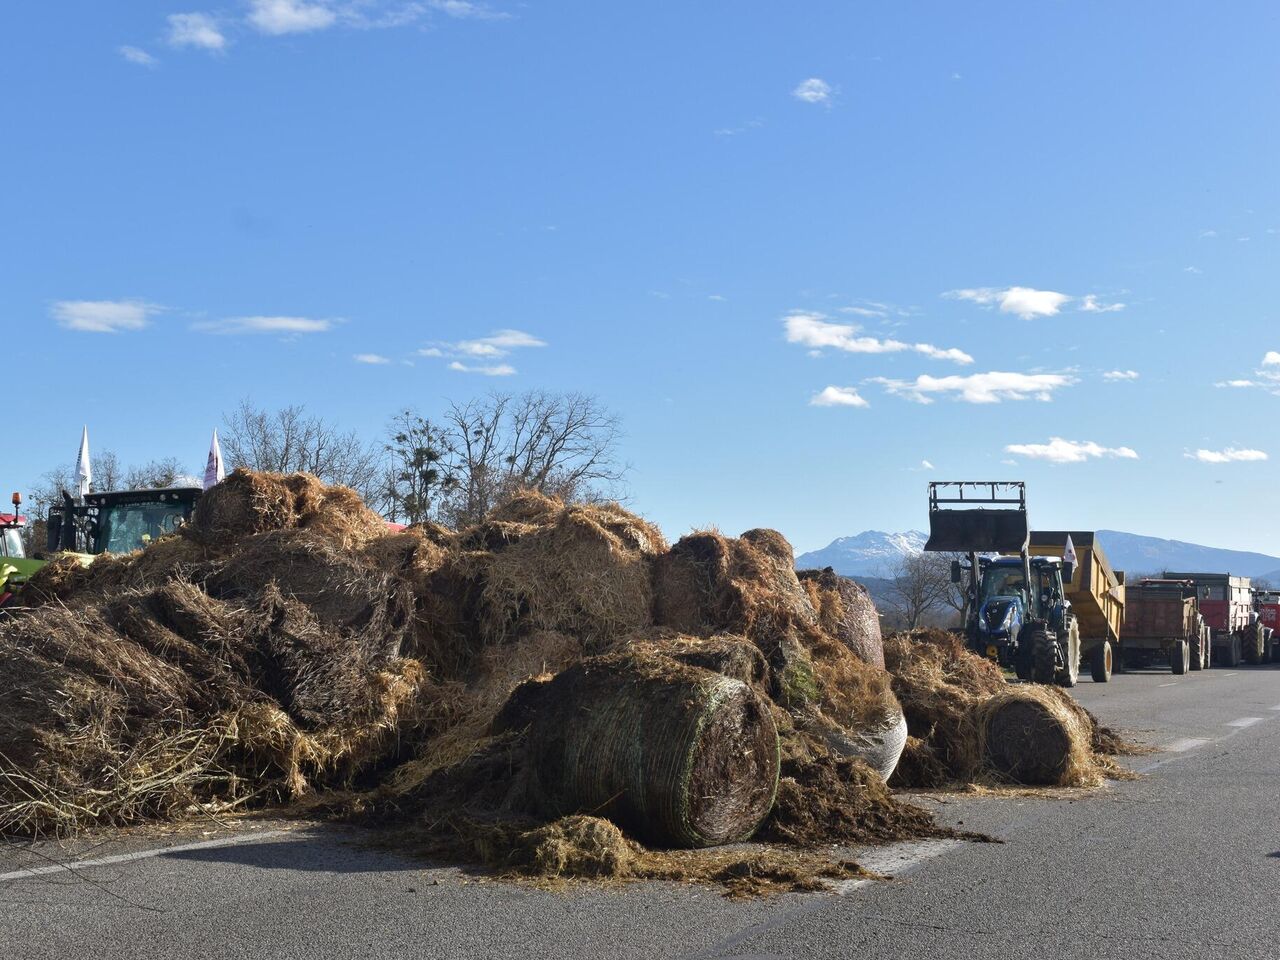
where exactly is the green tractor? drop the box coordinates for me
[48,486,203,559]
[925,481,1081,687]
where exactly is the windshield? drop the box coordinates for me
[1,528,23,559]
[982,565,1027,600]
[95,502,188,554]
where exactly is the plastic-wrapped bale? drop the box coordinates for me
[520,650,780,848]
[798,568,885,669]
[971,685,1097,786]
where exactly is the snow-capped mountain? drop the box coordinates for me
[794,530,926,577]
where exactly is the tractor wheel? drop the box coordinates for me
[1014,643,1035,682]
[1171,639,1189,675]
[1031,627,1057,685]
[1244,627,1262,665]
[1091,640,1113,683]
[1056,620,1080,687]
[1221,634,1241,668]
[1189,632,1204,671]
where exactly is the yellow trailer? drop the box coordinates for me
[1028,531,1125,682]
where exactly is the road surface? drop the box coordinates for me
[3,663,1278,959]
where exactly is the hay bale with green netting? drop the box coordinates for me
[520,650,780,848]
[798,568,885,668]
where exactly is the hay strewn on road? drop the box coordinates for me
[0,471,1126,894]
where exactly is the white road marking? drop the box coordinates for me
[1164,737,1212,753]
[0,829,288,883]
[1269,705,1280,711]
[1221,672,1239,677]
[833,839,962,894]
[1158,682,1178,687]
[1226,717,1264,728]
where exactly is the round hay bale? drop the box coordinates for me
[189,470,386,549]
[642,633,769,687]
[522,651,780,848]
[799,568,885,668]
[975,686,1095,786]
[797,703,908,783]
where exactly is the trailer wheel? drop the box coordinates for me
[1220,634,1241,668]
[1090,640,1113,683]
[1170,639,1189,675]
[1189,633,1204,671]
[1031,627,1056,685]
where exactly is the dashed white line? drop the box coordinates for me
[1164,737,1212,753]
[833,839,962,895]
[0,829,288,883]
[1158,682,1178,687]
[1226,717,1264,728]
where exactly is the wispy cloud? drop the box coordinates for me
[1079,294,1125,313]
[193,315,333,334]
[353,353,391,364]
[1004,438,1138,464]
[52,299,161,333]
[792,78,832,105]
[944,286,1071,319]
[809,385,868,408]
[247,0,337,35]
[448,361,516,376]
[1186,447,1268,464]
[418,328,544,374]
[714,118,765,137]
[426,0,510,19]
[871,371,1076,404]
[1184,266,1203,275]
[1103,369,1139,382]
[119,46,158,67]
[1215,352,1280,395]
[167,13,227,51]
[783,312,972,364]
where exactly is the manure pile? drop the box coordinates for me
[0,471,1128,895]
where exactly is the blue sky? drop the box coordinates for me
[4,1,1278,553]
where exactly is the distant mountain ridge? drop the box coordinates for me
[796,528,1280,584]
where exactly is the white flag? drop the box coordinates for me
[75,425,92,498]
[1063,533,1077,567]
[203,429,225,490]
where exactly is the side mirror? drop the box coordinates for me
[1062,562,1074,584]
[950,560,962,584]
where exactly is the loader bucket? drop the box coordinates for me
[924,508,1029,553]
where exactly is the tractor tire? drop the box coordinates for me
[1091,640,1113,683]
[1189,632,1204,671]
[1170,639,1189,675]
[1056,620,1080,688]
[1220,634,1241,668]
[1244,627,1263,665]
[1014,643,1035,682]
[1031,627,1057,685]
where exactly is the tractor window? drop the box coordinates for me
[95,503,188,554]
[982,567,1027,599]
[1,528,23,559]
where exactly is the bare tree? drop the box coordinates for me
[125,457,191,489]
[381,410,458,524]
[883,552,956,629]
[220,400,383,502]
[437,391,626,527]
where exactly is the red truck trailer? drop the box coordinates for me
[1119,579,1208,673]
[1165,572,1268,667]
[1255,589,1280,654]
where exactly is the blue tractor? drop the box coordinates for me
[925,482,1081,687]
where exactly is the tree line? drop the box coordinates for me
[26,390,626,538]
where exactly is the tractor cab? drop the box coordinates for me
[48,487,202,557]
[1,492,45,605]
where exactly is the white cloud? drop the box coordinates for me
[1103,369,1139,381]
[52,299,160,333]
[1184,266,1203,275]
[119,46,158,67]
[353,353,390,364]
[872,371,1076,404]
[1216,379,1257,389]
[167,13,227,51]
[1187,448,1268,464]
[1199,229,1217,238]
[417,347,444,357]
[193,315,333,334]
[1004,438,1139,464]
[448,361,516,376]
[921,459,935,470]
[1264,352,1280,366]
[427,0,509,19]
[944,286,1072,320]
[1079,294,1125,313]
[792,78,832,104]
[783,312,972,364]
[810,386,868,408]
[248,0,337,35]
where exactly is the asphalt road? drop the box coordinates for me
[3,663,1278,960]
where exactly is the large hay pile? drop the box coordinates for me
[1,472,1120,894]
